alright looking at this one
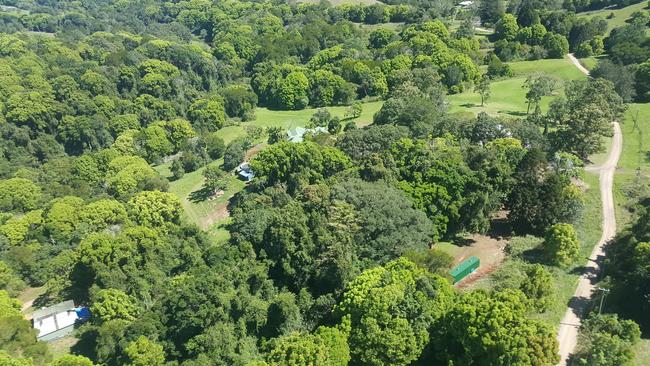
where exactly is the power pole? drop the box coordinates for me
[597,287,610,315]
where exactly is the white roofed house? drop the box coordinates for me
[32,300,89,341]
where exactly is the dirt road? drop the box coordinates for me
[556,122,622,365]
[567,53,590,76]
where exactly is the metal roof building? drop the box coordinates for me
[32,300,84,341]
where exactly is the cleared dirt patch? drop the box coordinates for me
[244,143,266,161]
[203,204,230,229]
[437,234,508,287]
[18,286,46,319]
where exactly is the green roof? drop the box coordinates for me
[450,256,480,276]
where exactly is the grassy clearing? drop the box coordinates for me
[18,286,46,318]
[448,57,587,117]
[155,160,246,230]
[48,336,79,359]
[214,100,382,144]
[577,1,648,35]
[617,104,650,172]
[634,339,650,366]
[358,22,404,31]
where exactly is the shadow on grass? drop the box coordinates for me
[519,247,546,264]
[567,294,592,318]
[569,264,598,277]
[188,186,214,203]
[500,110,528,117]
[460,103,479,108]
[454,237,475,246]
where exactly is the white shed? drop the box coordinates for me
[32,300,79,341]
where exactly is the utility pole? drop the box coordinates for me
[597,287,610,315]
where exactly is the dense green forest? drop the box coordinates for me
[0,0,648,365]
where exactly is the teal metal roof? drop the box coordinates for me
[450,256,480,277]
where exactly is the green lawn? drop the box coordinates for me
[577,1,649,35]
[214,100,382,144]
[448,57,587,117]
[617,104,650,172]
[358,22,404,31]
[634,339,650,366]
[155,160,246,232]
[613,103,650,227]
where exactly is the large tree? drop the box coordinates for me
[549,78,625,160]
[507,148,584,234]
[249,142,351,192]
[336,258,454,366]
[427,289,559,366]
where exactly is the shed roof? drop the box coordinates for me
[32,300,75,321]
[449,256,480,276]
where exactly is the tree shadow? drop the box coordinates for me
[454,237,476,247]
[500,110,528,117]
[32,292,52,309]
[71,325,98,360]
[487,216,513,239]
[569,264,598,278]
[188,186,214,203]
[519,247,546,264]
[460,103,478,108]
[567,295,592,318]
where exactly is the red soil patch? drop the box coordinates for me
[452,234,508,288]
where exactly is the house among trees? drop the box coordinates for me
[32,300,90,341]
[287,126,328,143]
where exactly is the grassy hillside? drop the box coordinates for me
[215,100,382,143]
[155,160,246,232]
[448,56,587,117]
[577,1,648,35]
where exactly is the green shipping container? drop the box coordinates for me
[450,256,480,284]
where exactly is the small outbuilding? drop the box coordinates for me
[449,256,480,284]
[32,300,89,342]
[236,162,255,181]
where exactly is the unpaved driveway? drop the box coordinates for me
[556,122,622,365]
[568,53,590,76]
